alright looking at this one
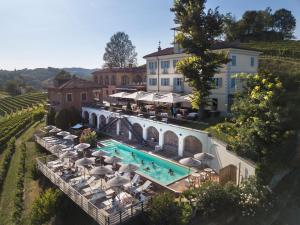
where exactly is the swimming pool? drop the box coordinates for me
[97,139,191,185]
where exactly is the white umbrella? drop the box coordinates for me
[90,165,114,176]
[104,156,122,164]
[57,131,70,136]
[107,175,130,188]
[155,93,187,104]
[75,157,94,167]
[109,92,130,98]
[181,94,193,101]
[49,127,62,133]
[119,163,139,173]
[122,91,148,100]
[44,125,56,130]
[74,143,91,150]
[91,150,109,157]
[179,157,201,167]
[137,92,163,102]
[194,153,215,161]
[63,134,78,140]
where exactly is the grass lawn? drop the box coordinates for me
[0,121,43,225]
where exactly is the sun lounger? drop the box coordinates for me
[134,180,152,194]
[74,176,96,189]
[89,191,107,203]
[124,174,140,189]
[69,175,87,185]
[82,179,103,194]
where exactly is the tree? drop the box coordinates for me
[68,107,82,126]
[46,107,56,125]
[5,80,20,96]
[103,32,137,68]
[171,0,229,118]
[79,128,97,147]
[273,8,296,39]
[55,109,70,130]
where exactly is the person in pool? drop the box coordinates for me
[168,168,174,176]
[151,161,156,169]
[114,148,119,154]
[131,152,136,159]
[141,159,145,165]
[144,167,150,171]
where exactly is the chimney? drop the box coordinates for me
[158,41,161,51]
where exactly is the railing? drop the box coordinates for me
[35,154,150,225]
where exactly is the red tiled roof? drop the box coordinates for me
[48,76,103,90]
[143,47,174,58]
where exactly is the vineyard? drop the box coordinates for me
[0,92,46,117]
[0,90,9,99]
[241,40,300,60]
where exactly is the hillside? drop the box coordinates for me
[0,67,96,90]
[241,41,300,76]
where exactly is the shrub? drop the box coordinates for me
[32,109,45,122]
[79,128,97,147]
[46,107,56,125]
[147,192,190,225]
[55,108,70,130]
[68,106,82,126]
[0,138,16,189]
[30,188,63,225]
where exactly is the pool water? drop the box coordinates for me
[97,139,191,185]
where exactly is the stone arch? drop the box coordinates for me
[99,115,106,128]
[183,135,203,156]
[91,113,98,128]
[132,123,143,142]
[83,111,89,123]
[163,130,178,154]
[107,117,117,135]
[147,126,159,145]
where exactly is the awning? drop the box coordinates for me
[122,91,148,100]
[154,93,188,103]
[137,92,163,102]
[109,92,130,98]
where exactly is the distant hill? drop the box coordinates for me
[0,67,97,90]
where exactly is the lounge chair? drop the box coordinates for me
[82,179,104,194]
[89,191,107,203]
[74,176,96,189]
[134,180,152,194]
[124,174,140,189]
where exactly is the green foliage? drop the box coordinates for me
[12,143,26,225]
[79,128,97,147]
[55,70,71,80]
[55,108,70,130]
[223,8,296,41]
[68,106,82,126]
[0,138,16,189]
[148,192,190,225]
[5,80,20,96]
[32,109,45,122]
[103,32,137,68]
[171,0,229,114]
[30,188,63,225]
[46,107,56,125]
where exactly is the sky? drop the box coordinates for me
[0,0,299,70]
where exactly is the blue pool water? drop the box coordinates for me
[97,139,191,185]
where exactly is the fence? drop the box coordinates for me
[36,154,149,225]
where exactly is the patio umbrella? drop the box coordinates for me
[118,163,139,173]
[63,134,78,140]
[137,92,163,102]
[109,92,129,98]
[107,175,130,188]
[57,131,70,136]
[90,165,114,188]
[155,93,187,104]
[104,156,122,164]
[179,157,201,167]
[74,143,91,150]
[122,91,148,100]
[91,150,109,157]
[75,157,94,167]
[44,125,56,130]
[49,127,62,133]
[194,152,215,161]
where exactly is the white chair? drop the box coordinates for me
[74,176,96,189]
[124,174,140,189]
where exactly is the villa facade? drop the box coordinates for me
[92,65,147,101]
[143,44,261,113]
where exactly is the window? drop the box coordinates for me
[230,78,236,89]
[81,92,87,101]
[161,60,170,74]
[212,78,222,88]
[106,90,109,95]
[149,61,157,74]
[121,75,129,85]
[250,57,255,67]
[173,59,179,73]
[111,75,116,85]
[161,78,170,86]
[66,93,72,102]
[231,55,237,66]
[105,76,109,85]
[99,76,103,85]
[149,78,157,86]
